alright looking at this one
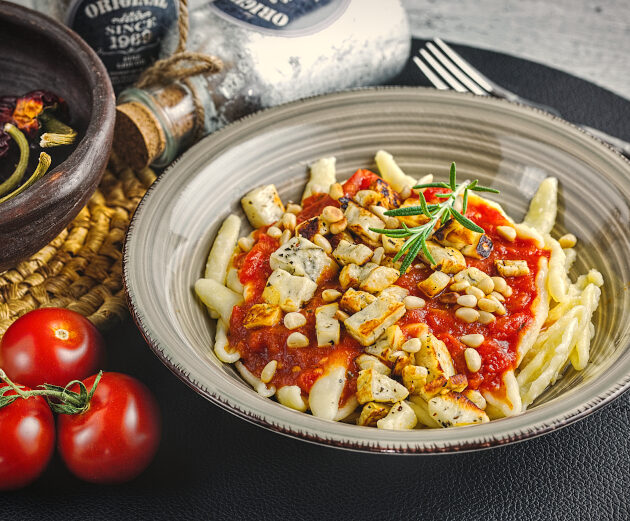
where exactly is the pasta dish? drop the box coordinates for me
[194,151,602,429]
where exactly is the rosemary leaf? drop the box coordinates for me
[471,185,500,193]
[413,182,450,189]
[384,206,426,217]
[451,208,485,233]
[449,162,457,190]
[463,187,469,213]
[400,236,424,274]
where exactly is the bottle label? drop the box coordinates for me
[66,0,178,92]
[209,0,349,36]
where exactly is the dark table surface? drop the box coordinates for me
[4,40,630,521]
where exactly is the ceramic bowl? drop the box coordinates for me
[124,88,630,453]
[0,1,115,271]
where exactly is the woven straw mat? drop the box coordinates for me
[0,153,156,339]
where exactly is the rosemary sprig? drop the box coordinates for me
[369,163,499,275]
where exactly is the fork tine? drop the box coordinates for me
[433,38,495,92]
[412,56,449,90]
[418,49,467,92]
[426,42,488,96]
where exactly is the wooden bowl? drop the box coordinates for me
[0,1,115,271]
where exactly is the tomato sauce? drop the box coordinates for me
[397,193,549,393]
[228,180,549,405]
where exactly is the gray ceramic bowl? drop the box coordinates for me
[124,88,630,453]
[0,1,115,271]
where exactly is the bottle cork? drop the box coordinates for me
[113,102,166,171]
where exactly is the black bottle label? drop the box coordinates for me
[67,0,178,92]
[210,0,349,36]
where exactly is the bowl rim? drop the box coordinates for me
[0,1,115,229]
[123,86,630,454]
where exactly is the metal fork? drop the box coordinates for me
[414,38,630,159]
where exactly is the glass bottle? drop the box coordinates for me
[114,0,411,169]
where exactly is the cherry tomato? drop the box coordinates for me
[0,384,55,490]
[0,308,105,388]
[342,168,380,198]
[57,372,161,484]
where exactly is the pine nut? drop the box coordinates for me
[238,236,254,252]
[372,246,385,265]
[329,218,347,234]
[322,289,342,302]
[457,294,478,307]
[449,280,470,292]
[497,225,517,242]
[402,338,422,353]
[465,286,485,300]
[400,185,412,200]
[460,334,484,348]
[477,298,499,313]
[455,307,480,323]
[404,295,426,310]
[476,277,495,295]
[329,182,344,201]
[286,203,302,214]
[321,205,344,224]
[287,332,309,348]
[267,226,282,239]
[491,276,508,294]
[464,348,482,372]
[335,309,350,321]
[280,229,292,245]
[478,311,496,325]
[281,212,297,231]
[501,285,513,297]
[494,301,507,316]
[284,312,306,329]
[313,233,332,253]
[489,291,505,302]
[439,292,460,304]
[558,233,577,248]
[260,360,278,383]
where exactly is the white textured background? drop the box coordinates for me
[402,0,630,100]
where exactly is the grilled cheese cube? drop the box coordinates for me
[401,365,429,394]
[419,241,467,274]
[338,262,377,289]
[241,184,285,228]
[418,375,448,400]
[344,201,384,247]
[344,296,406,346]
[262,269,317,312]
[382,235,406,254]
[332,239,373,266]
[359,266,399,293]
[417,271,451,297]
[495,259,530,277]
[295,215,329,241]
[353,189,384,209]
[315,303,340,346]
[376,400,418,430]
[355,354,391,375]
[447,374,468,392]
[379,285,409,302]
[339,288,377,314]
[369,178,401,210]
[428,391,489,427]
[356,368,409,404]
[390,350,413,377]
[270,236,338,283]
[434,218,482,249]
[415,334,455,381]
[243,303,282,329]
[453,267,489,286]
[357,402,390,427]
